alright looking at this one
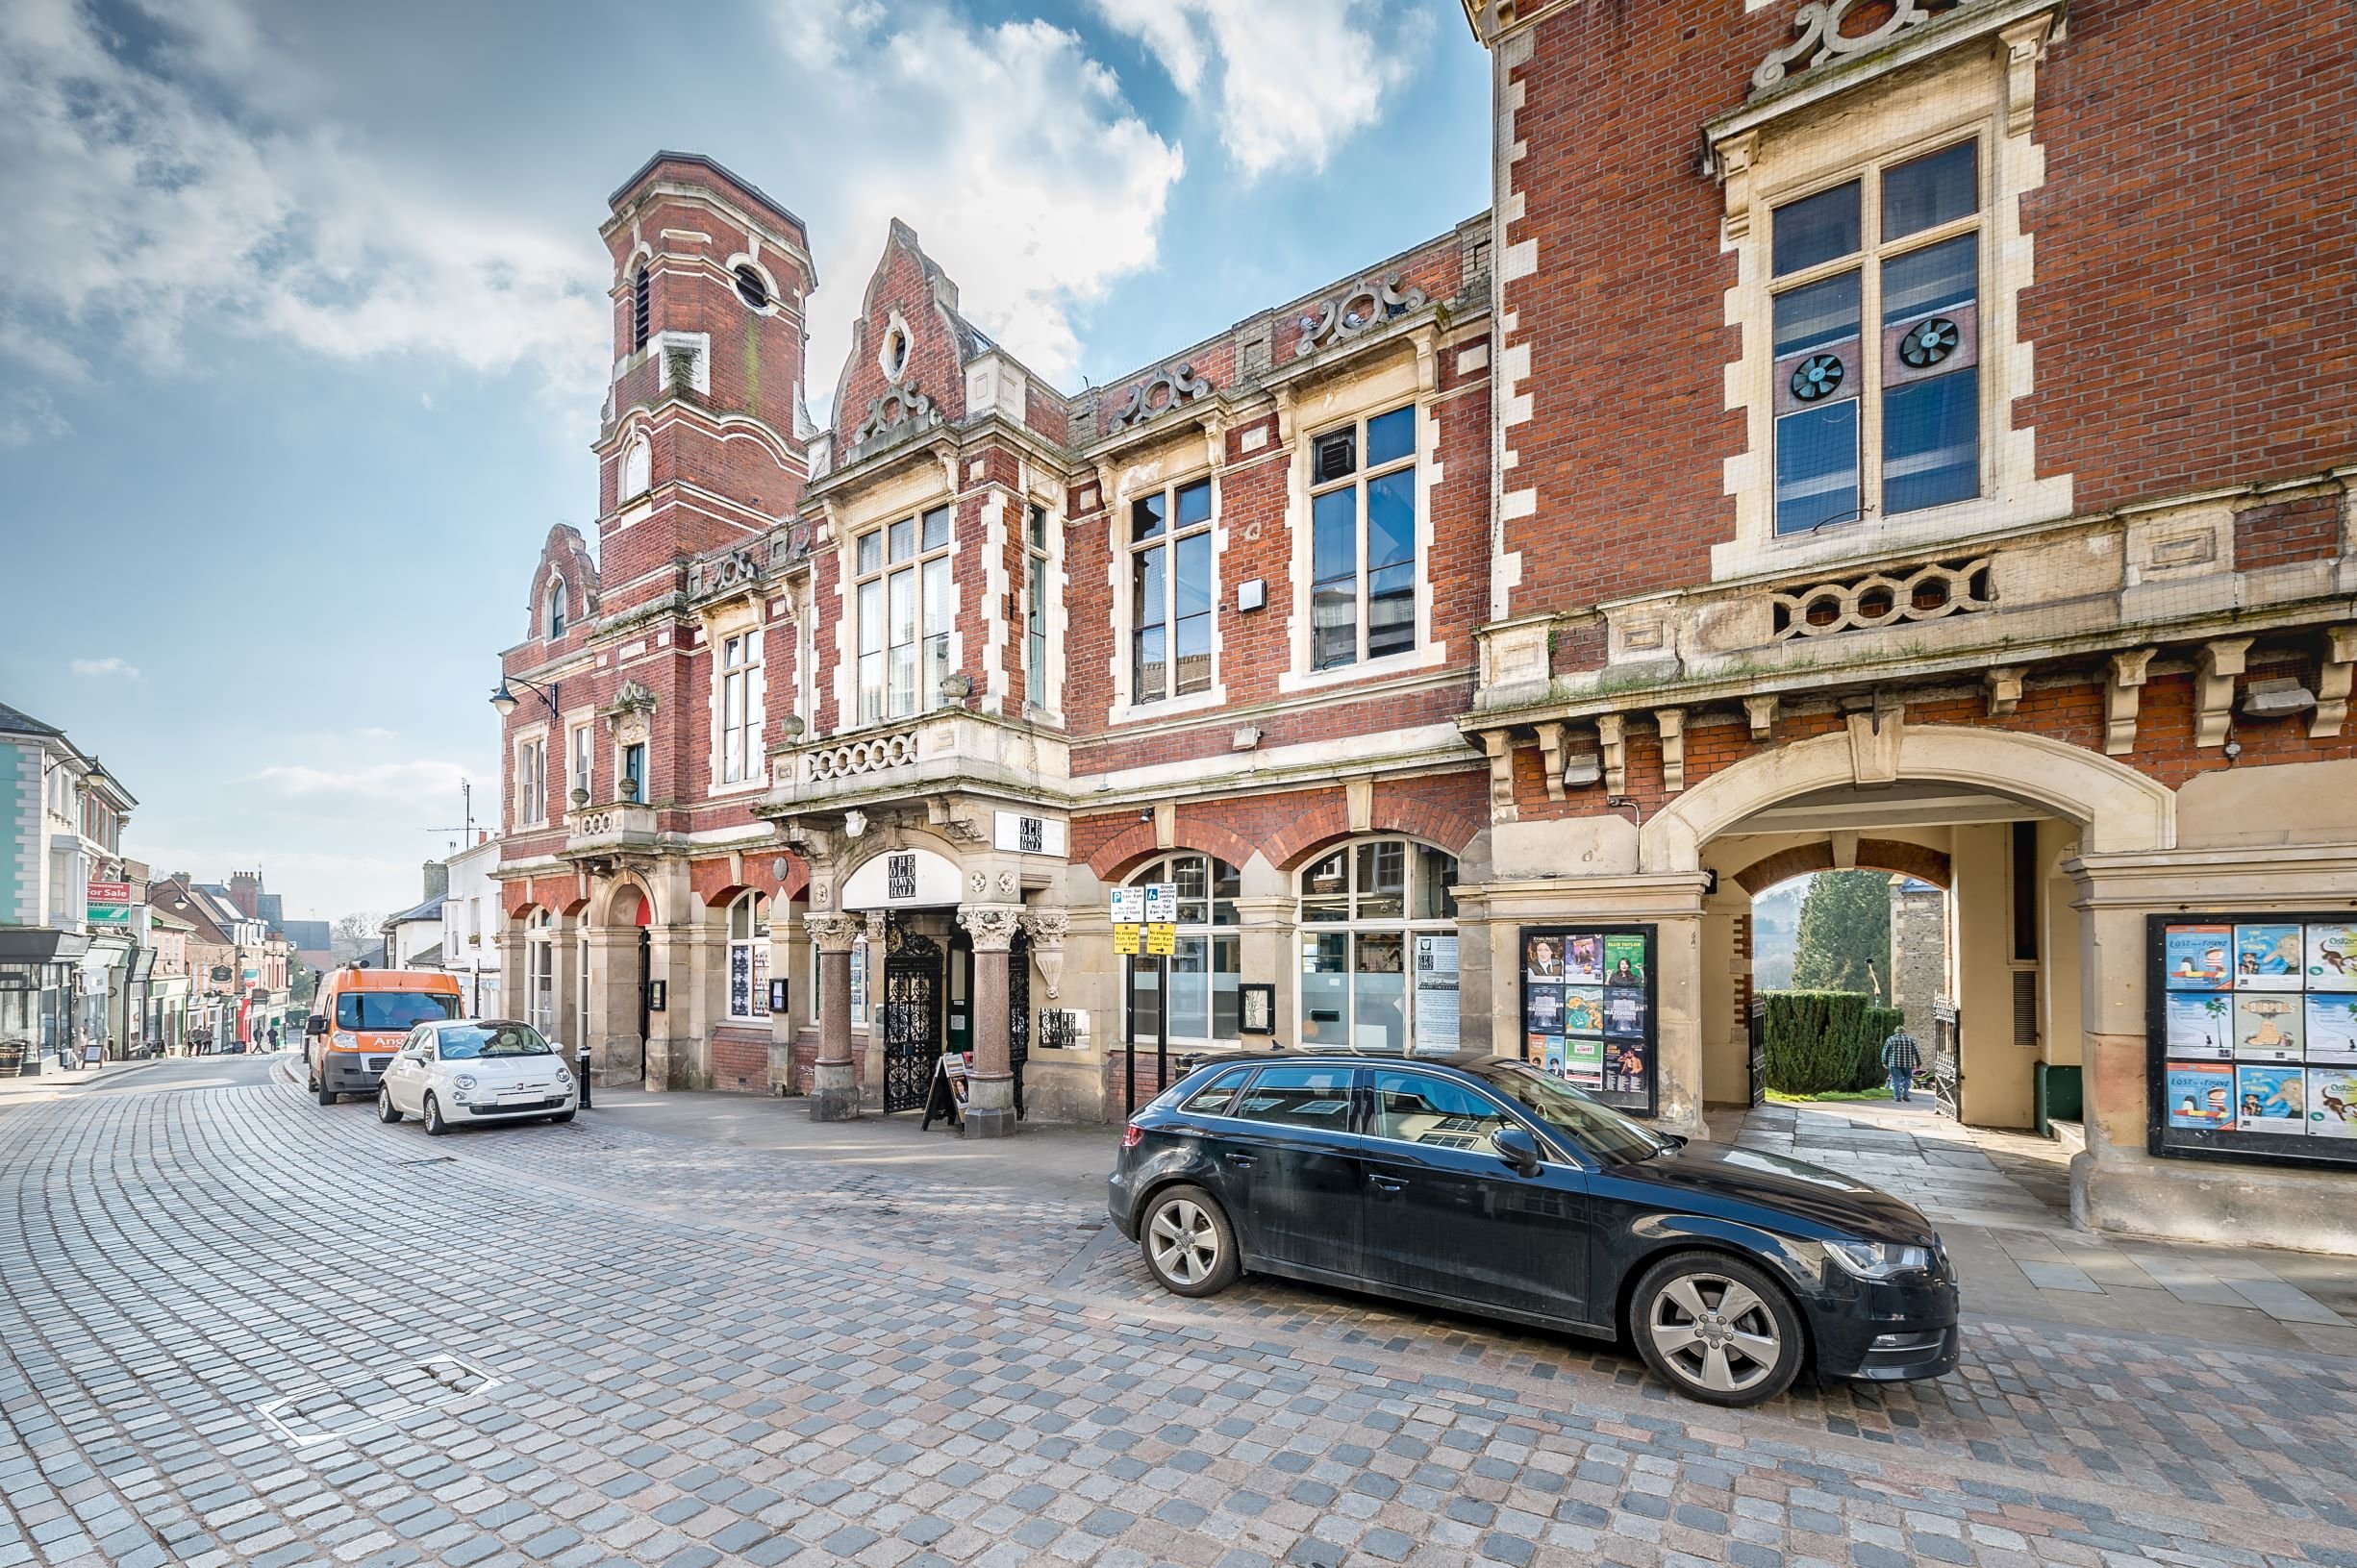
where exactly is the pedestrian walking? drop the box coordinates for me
[1882,1026,1922,1104]
[268,1022,282,1052]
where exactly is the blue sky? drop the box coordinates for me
[0,0,1489,922]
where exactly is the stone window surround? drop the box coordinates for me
[703,600,767,797]
[1276,347,1449,696]
[824,460,967,738]
[1101,420,1230,728]
[1708,3,2070,584]
[511,722,551,830]
[722,249,785,318]
[1018,491,1067,727]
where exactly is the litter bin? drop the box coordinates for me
[0,1041,24,1079]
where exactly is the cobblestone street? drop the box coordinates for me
[2,1063,2354,1568]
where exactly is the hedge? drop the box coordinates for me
[1762,991,1908,1095]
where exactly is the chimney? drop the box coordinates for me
[422,859,450,901]
[227,871,261,917]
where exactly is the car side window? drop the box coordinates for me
[1178,1065,1252,1117]
[1233,1065,1356,1131]
[1370,1070,1519,1156]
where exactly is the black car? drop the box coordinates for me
[1109,1052,1958,1406]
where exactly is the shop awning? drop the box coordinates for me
[0,929,91,964]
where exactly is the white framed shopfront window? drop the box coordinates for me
[1297,837,1460,1054]
[1125,854,1241,1049]
[727,891,770,1021]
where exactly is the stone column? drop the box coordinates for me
[959,905,1023,1138]
[806,913,863,1121]
[582,925,643,1085]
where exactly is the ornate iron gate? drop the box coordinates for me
[1009,926,1030,1120]
[882,928,943,1113]
[1747,998,1768,1107]
[1931,997,1961,1119]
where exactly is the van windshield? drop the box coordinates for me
[337,992,460,1032]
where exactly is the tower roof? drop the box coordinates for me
[608,151,809,255]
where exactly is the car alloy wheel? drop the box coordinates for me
[1141,1185,1239,1297]
[422,1093,449,1137]
[1631,1252,1802,1406]
[377,1086,403,1124]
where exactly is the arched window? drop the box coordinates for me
[727,891,770,1020]
[621,432,651,498]
[734,263,770,310]
[545,581,567,640]
[525,909,554,1033]
[1127,854,1240,1049]
[1298,838,1459,1054]
[632,264,651,351]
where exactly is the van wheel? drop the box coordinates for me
[1140,1185,1241,1298]
[1628,1251,1805,1407]
[315,1073,338,1107]
[422,1094,449,1137]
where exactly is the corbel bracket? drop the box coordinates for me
[1536,721,1569,803]
[1999,12,2060,137]
[1482,730,1518,822]
[1595,714,1628,798]
[1743,694,1778,741]
[2197,637,2252,748]
[2316,626,2356,739]
[1985,666,2023,718]
[2105,647,2155,756]
[1656,709,1688,794]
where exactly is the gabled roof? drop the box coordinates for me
[385,894,448,928]
[0,700,63,738]
[149,878,234,945]
[407,943,445,968]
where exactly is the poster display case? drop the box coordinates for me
[1517,924,1658,1117]
[2146,912,2357,1171]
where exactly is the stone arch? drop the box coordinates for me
[1731,837,1953,895]
[591,876,657,929]
[1641,723,2175,873]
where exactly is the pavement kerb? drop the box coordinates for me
[260,1056,2352,1561]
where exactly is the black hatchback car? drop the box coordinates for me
[1110,1052,1958,1406]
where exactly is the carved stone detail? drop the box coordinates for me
[1743,695,1779,740]
[805,913,863,955]
[1104,362,1214,435]
[1294,274,1428,359]
[1482,731,1518,822]
[1595,714,1628,798]
[1536,721,1568,803]
[1985,667,2024,718]
[1999,12,2058,137]
[1021,908,1069,999]
[2315,626,2357,739]
[2106,648,2155,757]
[1771,558,1993,640]
[1751,0,1959,93]
[2197,638,2253,748]
[1844,702,1904,785]
[1656,709,1688,794]
[957,904,1021,954]
[852,380,935,445]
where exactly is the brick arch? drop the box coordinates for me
[1731,837,1953,896]
[1266,804,1481,873]
[1086,818,1262,884]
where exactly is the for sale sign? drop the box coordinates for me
[87,880,132,926]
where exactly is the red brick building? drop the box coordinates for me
[497,3,2356,1244]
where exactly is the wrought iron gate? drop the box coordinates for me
[1009,926,1030,1120]
[1747,998,1768,1107]
[882,928,943,1113]
[1931,998,1961,1119]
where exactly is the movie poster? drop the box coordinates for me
[1564,934,1605,985]
[1524,935,1567,982]
[1562,986,1606,1036]
[1602,1039,1649,1102]
[2234,924,2305,990]
[2306,993,2357,1064]
[1602,985,1648,1040]
[1527,983,1564,1033]
[2163,925,2234,989]
[2164,992,2233,1059]
[2232,994,2304,1061]
[2163,1061,2233,1129]
[2308,1069,2357,1138]
[2306,922,2357,991]
[2235,1064,2304,1132]
[1603,934,1647,988]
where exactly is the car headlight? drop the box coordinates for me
[1823,1239,1932,1281]
[332,1032,357,1049]
[555,1064,573,1083]
[454,1074,479,1093]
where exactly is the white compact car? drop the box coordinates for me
[376,1019,577,1135]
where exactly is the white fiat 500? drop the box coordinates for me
[376,1019,577,1135]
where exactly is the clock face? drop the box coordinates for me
[1790,353,1845,402]
[1899,316,1961,368]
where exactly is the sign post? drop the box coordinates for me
[1141,884,1177,1103]
[1112,887,1143,1115]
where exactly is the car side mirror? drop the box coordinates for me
[305,1016,327,1037]
[1493,1126,1542,1177]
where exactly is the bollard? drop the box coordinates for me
[576,1047,592,1110]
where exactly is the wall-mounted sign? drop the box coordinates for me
[87,880,131,926]
[646,980,667,1012]
[1142,882,1179,926]
[767,978,790,1014]
[993,811,1066,857]
[840,845,961,910]
[209,965,233,983]
[1239,983,1275,1035]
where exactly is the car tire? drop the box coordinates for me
[422,1093,449,1137]
[548,1109,575,1125]
[377,1086,402,1124]
[1628,1251,1805,1407]
[315,1073,338,1107]
[1139,1184,1241,1298]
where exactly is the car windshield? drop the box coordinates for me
[435,1024,554,1061]
[337,991,460,1031]
[1487,1064,1678,1163]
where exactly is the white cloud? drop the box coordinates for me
[71,657,141,679]
[0,0,609,425]
[1091,0,1425,178]
[249,759,471,801]
[774,3,1186,393]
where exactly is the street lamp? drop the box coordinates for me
[489,673,560,717]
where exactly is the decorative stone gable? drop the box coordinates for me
[1102,362,1213,436]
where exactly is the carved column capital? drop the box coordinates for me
[804,913,863,955]
[956,904,1022,953]
[1017,908,1068,948]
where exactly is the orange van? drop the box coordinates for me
[305,965,464,1106]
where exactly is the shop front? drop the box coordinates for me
[0,929,89,1076]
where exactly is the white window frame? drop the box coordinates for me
[1125,854,1242,1051]
[526,909,555,1033]
[569,722,593,806]
[1296,836,1460,1056]
[716,629,765,787]
[545,580,567,639]
[514,734,547,828]
[1124,477,1216,707]
[1306,403,1419,674]
[1024,504,1052,711]
[852,506,953,725]
[727,892,770,1021]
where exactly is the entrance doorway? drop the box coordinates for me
[881,926,943,1113]
[636,926,652,1088]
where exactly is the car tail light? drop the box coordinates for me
[1121,1122,1144,1149]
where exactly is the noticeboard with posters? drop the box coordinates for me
[2146,912,2357,1171]
[1519,924,1657,1117]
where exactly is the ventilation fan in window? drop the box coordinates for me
[1789,353,1845,402]
[1898,316,1961,369]
[1314,431,1357,484]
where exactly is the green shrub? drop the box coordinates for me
[1763,991,1909,1094]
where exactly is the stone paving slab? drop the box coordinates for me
[0,1073,2353,1568]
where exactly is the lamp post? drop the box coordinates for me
[489,673,560,718]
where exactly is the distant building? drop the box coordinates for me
[0,700,137,1071]
[438,834,503,1017]
[380,861,450,972]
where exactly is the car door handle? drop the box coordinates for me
[1369,1175,1407,1192]
[1224,1152,1257,1168]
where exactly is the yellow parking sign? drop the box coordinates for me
[1145,923,1177,956]
[1114,924,1141,956]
